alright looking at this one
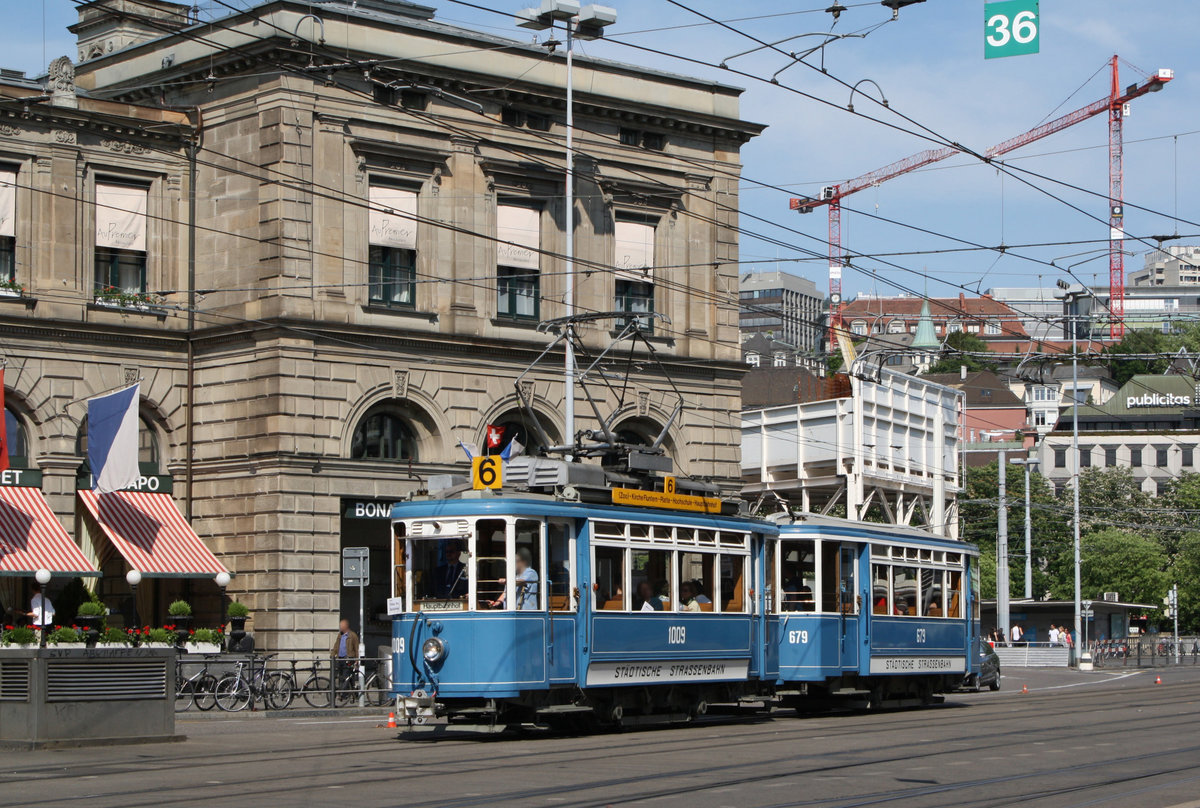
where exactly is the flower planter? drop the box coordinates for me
[0,644,37,650]
[50,643,87,649]
[169,615,193,646]
[228,616,248,649]
[184,642,221,655]
[75,614,104,648]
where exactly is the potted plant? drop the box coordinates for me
[186,627,222,655]
[227,601,250,649]
[76,600,107,648]
[142,627,174,647]
[98,627,132,647]
[47,626,85,648]
[1,625,37,648]
[167,600,193,646]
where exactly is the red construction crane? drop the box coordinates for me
[791,56,1173,349]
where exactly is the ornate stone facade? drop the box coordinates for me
[1,0,763,654]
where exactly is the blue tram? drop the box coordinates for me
[388,465,981,728]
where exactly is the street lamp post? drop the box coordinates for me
[214,571,231,650]
[517,1,617,454]
[126,569,143,634]
[34,569,51,648]
[1010,457,1040,600]
[980,431,1011,642]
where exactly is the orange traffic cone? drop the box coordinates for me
[1021,684,1028,694]
[387,711,398,728]
[1155,675,1162,685]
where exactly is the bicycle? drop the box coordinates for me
[301,658,392,708]
[215,654,294,712]
[175,654,220,712]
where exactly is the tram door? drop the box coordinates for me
[823,542,860,670]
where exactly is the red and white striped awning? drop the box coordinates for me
[77,490,228,578]
[0,486,99,577]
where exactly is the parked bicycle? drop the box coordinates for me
[175,654,220,712]
[301,657,391,708]
[215,654,293,712]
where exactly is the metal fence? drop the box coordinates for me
[1091,637,1200,668]
[175,653,394,712]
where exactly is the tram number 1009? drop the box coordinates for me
[668,626,687,644]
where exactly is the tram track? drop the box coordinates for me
[7,673,1198,808]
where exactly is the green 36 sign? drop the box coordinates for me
[985,0,1039,60]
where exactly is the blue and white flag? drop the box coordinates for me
[87,382,141,493]
[501,437,524,462]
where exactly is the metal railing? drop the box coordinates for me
[176,652,394,711]
[1091,637,1200,668]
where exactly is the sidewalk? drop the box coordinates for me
[176,705,394,721]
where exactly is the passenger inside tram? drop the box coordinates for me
[678,581,701,612]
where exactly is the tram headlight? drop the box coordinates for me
[422,636,447,663]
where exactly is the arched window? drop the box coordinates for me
[75,415,161,474]
[487,410,558,458]
[5,406,29,469]
[351,407,418,461]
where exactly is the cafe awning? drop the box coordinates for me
[77,489,228,578]
[0,486,99,577]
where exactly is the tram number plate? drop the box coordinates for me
[788,630,810,644]
[668,626,686,644]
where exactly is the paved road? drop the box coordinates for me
[6,666,1200,808]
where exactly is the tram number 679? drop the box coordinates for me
[916,628,927,644]
[788,630,809,644]
[668,626,687,644]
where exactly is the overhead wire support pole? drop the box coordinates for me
[564,16,576,456]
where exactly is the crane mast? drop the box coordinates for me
[791,56,1172,354]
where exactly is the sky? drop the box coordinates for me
[8,0,1199,305]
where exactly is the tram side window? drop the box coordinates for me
[946,570,963,618]
[513,519,543,611]
[780,540,816,612]
[476,519,507,609]
[872,564,890,615]
[393,522,406,601]
[721,555,747,613]
[548,521,573,612]
[921,569,943,616]
[892,566,918,616]
[595,546,625,610]
[678,552,714,612]
[822,544,858,613]
[631,548,671,611]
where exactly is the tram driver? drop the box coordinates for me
[433,540,468,599]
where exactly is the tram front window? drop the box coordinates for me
[411,535,470,611]
[476,519,507,609]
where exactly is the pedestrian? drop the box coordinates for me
[1061,627,1073,649]
[1010,623,1023,647]
[27,582,55,636]
[330,618,359,683]
[1049,624,1060,646]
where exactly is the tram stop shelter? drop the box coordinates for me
[983,599,1154,645]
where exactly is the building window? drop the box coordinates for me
[94,182,149,296]
[1157,446,1169,467]
[0,168,15,283]
[350,407,418,461]
[616,280,654,333]
[1033,385,1055,402]
[746,352,759,367]
[368,183,417,308]
[1079,448,1091,468]
[1034,410,1048,427]
[947,321,963,333]
[1105,447,1117,467]
[985,321,1001,335]
[615,215,656,333]
[1183,446,1194,467]
[773,352,787,367]
[76,415,160,475]
[886,354,906,366]
[4,406,28,469]
[851,320,867,336]
[1054,448,1066,468]
[496,203,541,321]
[1130,447,1142,467]
[619,127,641,146]
[369,246,416,308]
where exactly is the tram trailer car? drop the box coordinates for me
[389,498,981,729]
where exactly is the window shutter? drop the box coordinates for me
[0,170,15,238]
[615,220,655,281]
[496,204,540,270]
[95,183,148,251]
[368,185,417,250]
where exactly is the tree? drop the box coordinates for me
[1102,328,1178,386]
[924,331,995,376]
[1171,532,1200,633]
[1079,528,1169,612]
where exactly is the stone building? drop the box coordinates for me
[0,0,763,654]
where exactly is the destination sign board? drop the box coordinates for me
[612,487,723,514]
